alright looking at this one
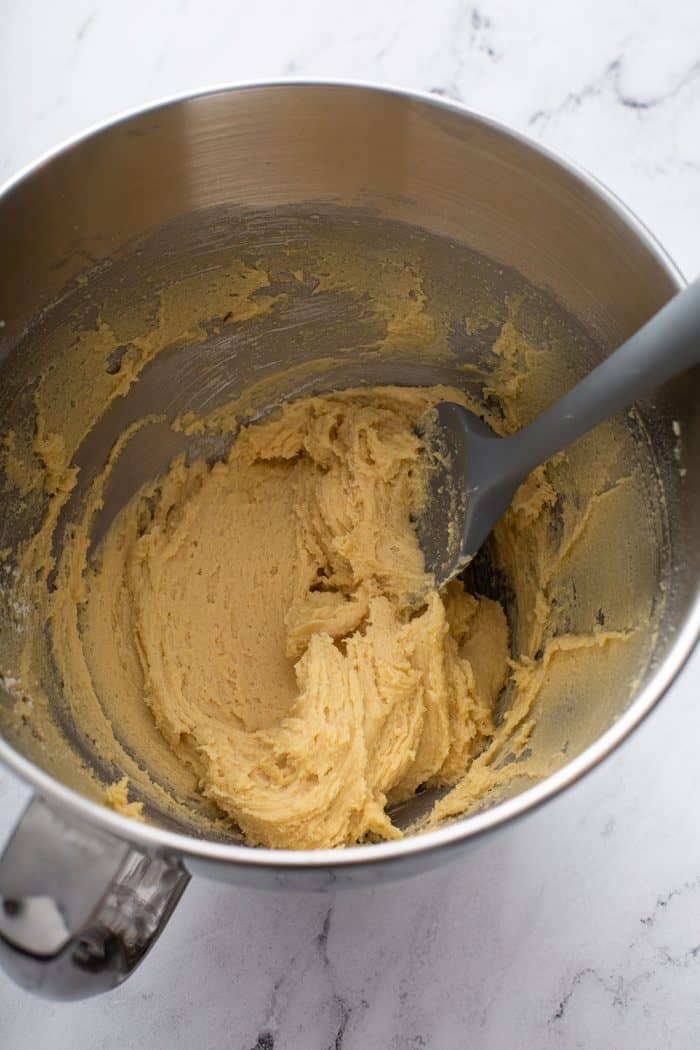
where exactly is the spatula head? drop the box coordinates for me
[415,402,519,588]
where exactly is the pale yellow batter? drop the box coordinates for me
[0,219,659,851]
[80,388,510,849]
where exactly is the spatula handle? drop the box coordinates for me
[508,277,700,478]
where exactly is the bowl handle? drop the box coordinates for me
[0,795,189,999]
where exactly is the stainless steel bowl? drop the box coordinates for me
[0,82,697,999]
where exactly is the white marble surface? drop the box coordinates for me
[2,1,700,1046]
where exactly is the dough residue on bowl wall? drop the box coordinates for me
[0,210,664,849]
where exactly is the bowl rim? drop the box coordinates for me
[0,78,693,872]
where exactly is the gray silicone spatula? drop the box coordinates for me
[418,277,700,587]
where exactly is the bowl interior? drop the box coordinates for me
[0,85,695,850]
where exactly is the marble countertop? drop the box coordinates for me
[2,1,700,1046]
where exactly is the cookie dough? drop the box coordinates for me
[1,220,655,852]
[80,389,509,849]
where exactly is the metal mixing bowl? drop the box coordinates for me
[0,82,697,999]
